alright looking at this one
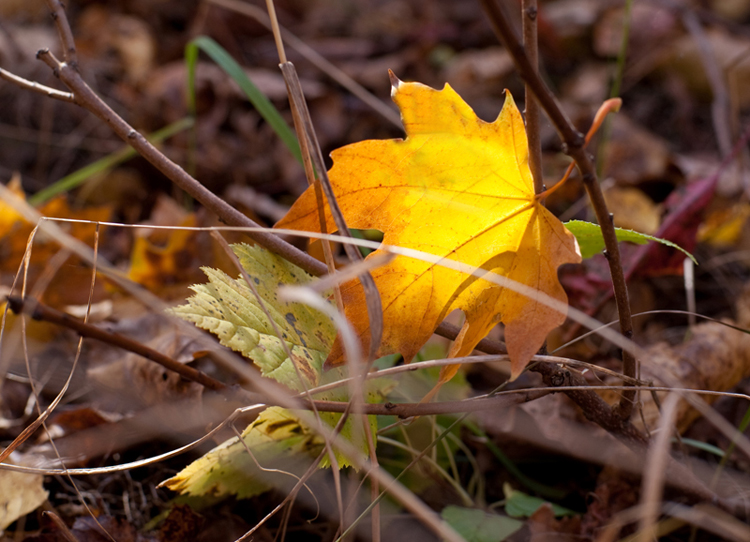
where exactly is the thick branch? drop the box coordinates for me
[34,48,327,278]
[480,0,636,419]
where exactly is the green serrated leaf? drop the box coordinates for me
[171,243,335,391]
[565,219,697,263]
[441,505,523,542]
[166,244,392,497]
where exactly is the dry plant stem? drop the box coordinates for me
[636,393,680,542]
[5,295,230,394]
[27,0,515,360]
[5,295,545,417]
[206,0,402,127]
[522,0,544,195]
[280,62,383,361]
[282,67,343,311]
[480,0,637,420]
[43,511,81,542]
[30,45,327,278]
[436,321,649,445]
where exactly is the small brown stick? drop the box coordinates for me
[6,295,229,393]
[530,362,648,448]
[0,67,75,102]
[46,0,78,66]
[206,0,401,127]
[480,0,637,420]
[522,0,544,195]
[43,510,82,542]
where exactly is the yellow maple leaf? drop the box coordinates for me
[276,73,581,380]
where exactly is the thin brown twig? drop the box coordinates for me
[480,0,637,420]
[0,67,75,102]
[11,1,331,279]
[522,0,544,195]
[6,295,230,394]
[46,0,77,66]
[3,296,544,419]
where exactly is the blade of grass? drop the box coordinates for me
[185,36,302,164]
[711,405,750,487]
[29,117,194,206]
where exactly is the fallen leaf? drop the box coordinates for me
[503,483,576,518]
[0,174,110,306]
[441,505,523,542]
[602,186,661,235]
[277,73,581,379]
[161,406,325,499]
[697,201,750,246]
[166,245,386,497]
[527,503,582,542]
[0,461,48,531]
[171,243,335,391]
[599,285,750,433]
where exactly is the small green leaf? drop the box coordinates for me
[171,243,335,391]
[565,219,697,263]
[441,505,523,542]
[503,483,576,518]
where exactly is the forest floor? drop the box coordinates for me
[2,0,750,541]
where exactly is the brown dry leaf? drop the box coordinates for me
[600,287,750,433]
[0,175,111,306]
[0,460,48,531]
[0,177,110,273]
[76,5,156,85]
[126,196,209,293]
[601,115,672,185]
[602,186,662,235]
[658,29,750,108]
[528,504,582,542]
[697,201,750,246]
[88,331,204,413]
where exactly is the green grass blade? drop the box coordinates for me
[185,36,302,164]
[29,117,194,206]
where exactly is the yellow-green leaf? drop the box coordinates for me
[170,243,335,390]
